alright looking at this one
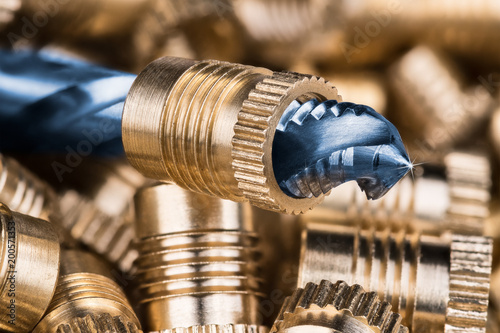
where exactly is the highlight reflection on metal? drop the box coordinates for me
[0,49,134,155]
[273,99,411,200]
[298,223,492,333]
[270,280,408,333]
[0,204,60,333]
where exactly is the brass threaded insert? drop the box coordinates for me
[298,223,492,333]
[0,204,60,332]
[153,324,268,333]
[133,183,264,331]
[123,56,340,213]
[34,249,141,333]
[270,280,408,333]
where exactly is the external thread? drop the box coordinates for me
[34,250,141,333]
[135,230,262,302]
[299,224,493,332]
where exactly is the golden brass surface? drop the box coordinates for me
[304,150,491,235]
[123,57,340,214]
[133,183,264,331]
[34,249,141,333]
[0,204,60,332]
[270,280,408,333]
[298,222,493,333]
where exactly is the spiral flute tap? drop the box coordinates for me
[298,223,493,333]
[271,280,408,333]
[0,49,134,155]
[0,50,410,213]
[34,249,141,333]
[304,150,491,235]
[0,204,60,332]
[133,183,265,331]
[123,57,410,213]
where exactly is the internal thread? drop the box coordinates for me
[160,61,270,200]
[0,154,55,220]
[56,314,142,333]
[445,235,492,332]
[59,191,137,272]
[135,230,262,302]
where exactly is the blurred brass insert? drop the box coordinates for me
[34,249,141,333]
[122,56,340,214]
[133,183,264,331]
[0,204,60,332]
[389,46,494,161]
[298,223,492,333]
[58,159,148,272]
[0,153,57,222]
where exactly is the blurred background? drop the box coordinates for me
[1,0,500,331]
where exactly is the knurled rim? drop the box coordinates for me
[231,71,341,214]
[55,313,142,333]
[270,280,408,333]
[153,324,268,333]
[445,234,492,332]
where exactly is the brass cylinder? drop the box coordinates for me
[133,183,264,331]
[304,150,491,235]
[0,204,60,332]
[123,57,340,214]
[298,223,492,333]
[34,249,141,333]
[389,46,494,161]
